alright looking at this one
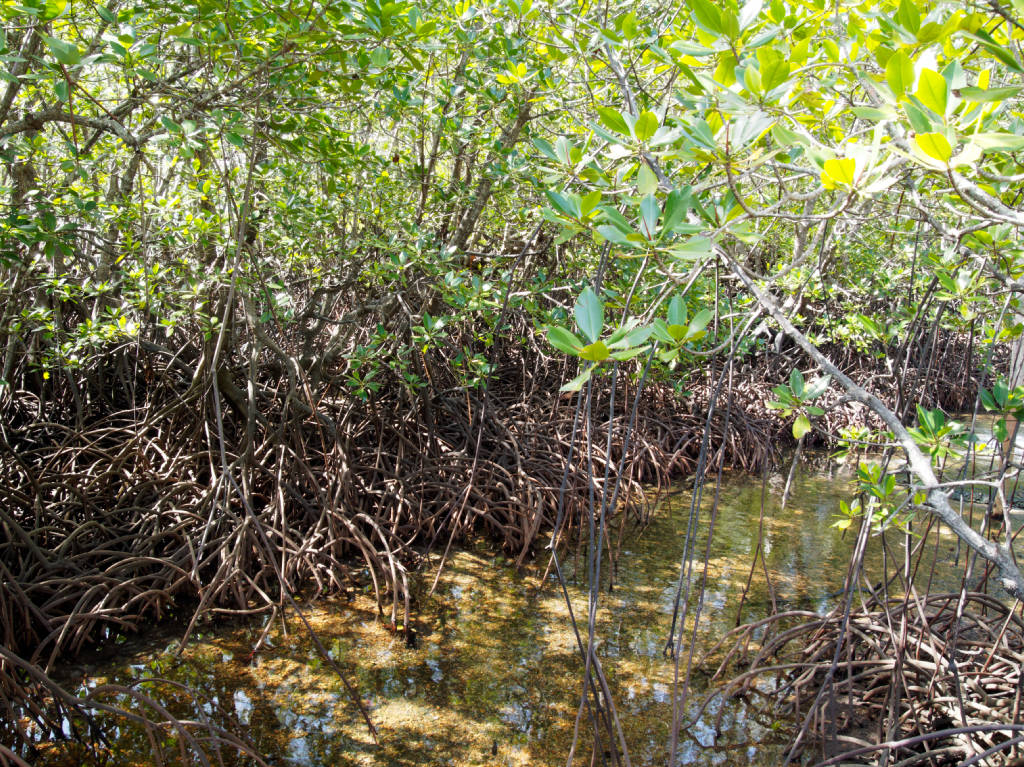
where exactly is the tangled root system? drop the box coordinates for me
[712,589,1024,766]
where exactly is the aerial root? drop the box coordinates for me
[711,591,1024,766]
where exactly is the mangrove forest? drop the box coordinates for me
[2,0,1024,763]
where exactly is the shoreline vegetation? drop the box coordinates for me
[3,0,1024,762]
[2,330,1012,765]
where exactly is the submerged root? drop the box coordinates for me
[0,338,772,760]
[712,591,1024,766]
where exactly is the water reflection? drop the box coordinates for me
[35,464,1011,766]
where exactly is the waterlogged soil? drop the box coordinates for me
[38,466,981,766]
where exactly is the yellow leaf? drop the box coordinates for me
[914,132,952,162]
[914,68,948,116]
[821,157,856,189]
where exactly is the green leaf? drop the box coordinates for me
[885,51,913,95]
[743,65,762,94]
[980,387,997,411]
[958,85,1023,103]
[597,206,635,234]
[895,0,920,34]
[994,380,1010,408]
[610,346,646,361]
[43,0,68,20]
[560,366,594,392]
[804,374,831,400]
[596,224,635,246]
[554,135,574,165]
[596,106,630,136]
[961,31,1024,74]
[972,132,1024,152]
[903,101,933,133]
[533,138,558,161]
[42,35,81,66]
[771,123,809,148]
[160,116,181,133]
[635,110,659,142]
[666,323,688,342]
[914,132,952,162]
[852,106,896,121]
[575,286,604,343]
[637,163,658,195]
[545,190,581,219]
[915,69,948,116]
[669,236,712,260]
[580,190,602,217]
[756,47,790,91]
[547,326,583,355]
[660,189,690,235]
[667,295,687,326]
[639,194,659,239]
[607,323,653,349]
[790,368,805,398]
[688,0,723,34]
[686,308,713,340]
[793,414,811,439]
[651,318,675,343]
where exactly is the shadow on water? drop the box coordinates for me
[34,464,989,766]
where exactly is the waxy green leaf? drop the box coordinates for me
[575,287,604,344]
[885,51,914,95]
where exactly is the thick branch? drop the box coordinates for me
[448,95,533,252]
[0,106,144,147]
[728,257,1024,602]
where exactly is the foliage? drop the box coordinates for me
[3,0,1024,660]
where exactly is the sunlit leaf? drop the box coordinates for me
[686,308,713,340]
[821,157,856,189]
[972,132,1024,152]
[915,69,948,116]
[596,106,630,136]
[914,132,952,162]
[958,85,1022,102]
[635,110,659,142]
[688,0,723,34]
[579,340,610,362]
[896,0,920,34]
[885,51,913,95]
[756,47,790,91]
[793,414,811,439]
[637,164,658,195]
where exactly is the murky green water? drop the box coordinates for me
[34,465,993,766]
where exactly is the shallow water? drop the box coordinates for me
[31,465,995,766]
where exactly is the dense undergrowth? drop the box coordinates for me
[0,314,998,765]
